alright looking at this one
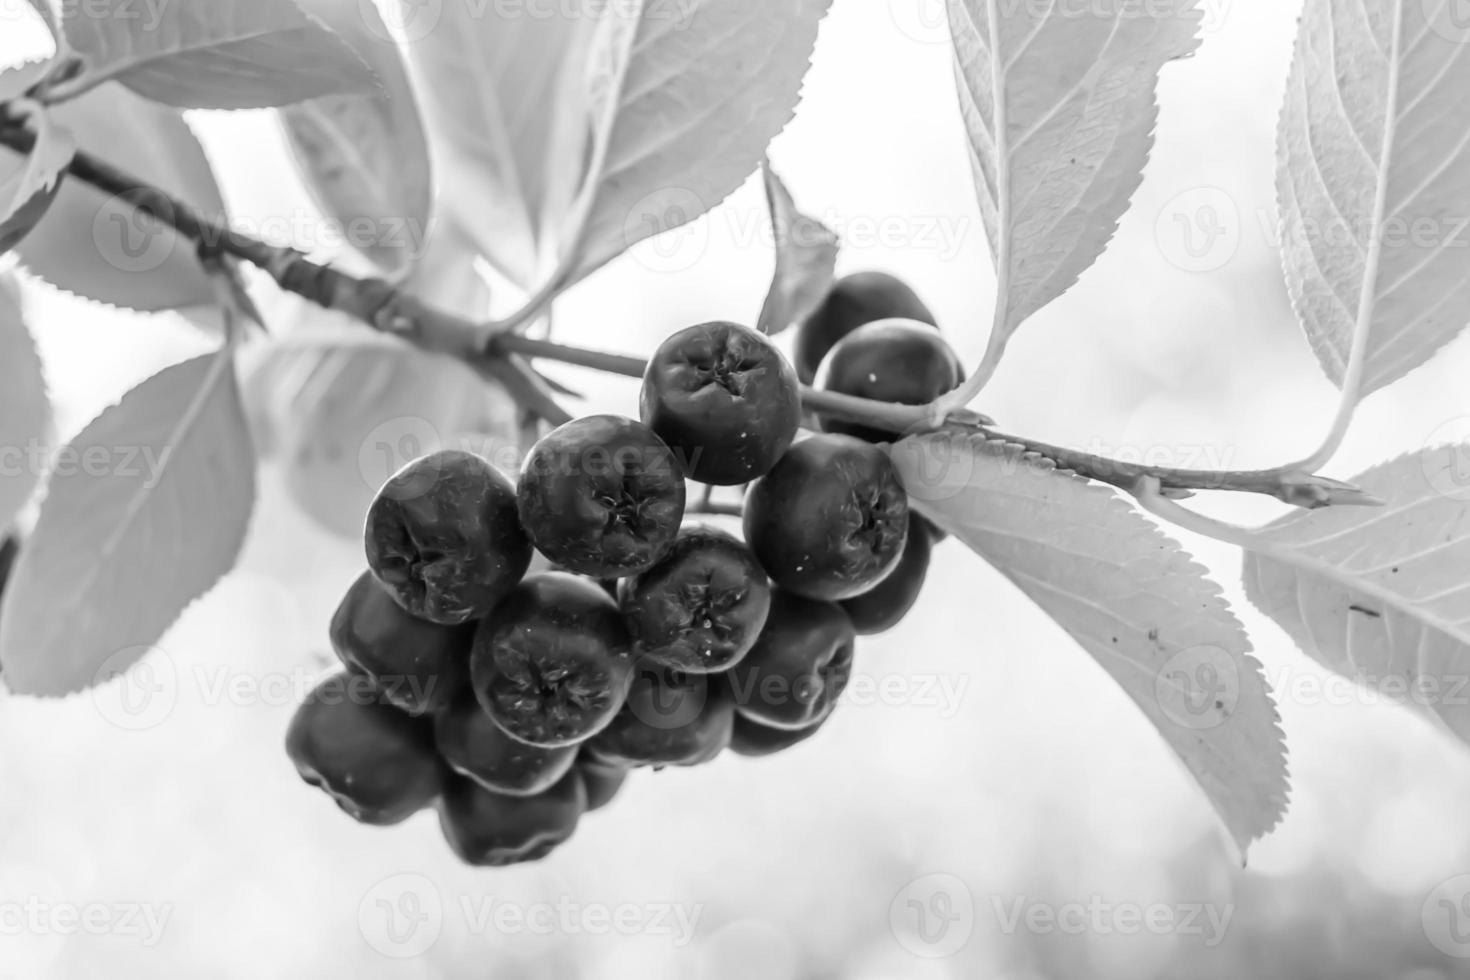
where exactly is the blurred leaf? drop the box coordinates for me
[891,432,1289,855]
[561,0,830,286]
[0,349,256,696]
[0,281,50,532]
[1244,446,1470,745]
[1278,0,1470,397]
[756,161,837,336]
[56,0,378,109]
[283,0,431,274]
[13,82,226,312]
[948,0,1200,350]
[242,320,528,538]
[392,0,593,289]
[0,101,74,256]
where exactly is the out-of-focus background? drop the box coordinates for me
[4,1,1470,977]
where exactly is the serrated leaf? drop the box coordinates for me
[282,0,431,274]
[0,282,51,532]
[0,58,55,102]
[561,0,829,286]
[1243,446,1470,744]
[1278,0,1470,397]
[57,0,377,110]
[0,102,74,256]
[242,321,526,539]
[948,0,1201,351]
[891,432,1289,855]
[12,81,226,312]
[394,0,593,289]
[756,161,838,336]
[0,350,256,696]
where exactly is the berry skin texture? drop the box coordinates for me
[365,450,531,625]
[330,571,475,715]
[795,271,937,385]
[728,711,825,758]
[471,572,635,748]
[744,434,910,601]
[839,514,933,636]
[817,319,964,444]
[726,591,856,731]
[619,525,772,674]
[640,321,801,485]
[517,415,687,578]
[437,769,587,867]
[435,693,578,797]
[586,665,735,768]
[285,672,444,826]
[576,754,629,811]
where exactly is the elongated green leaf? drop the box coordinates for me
[1278,0,1470,396]
[0,281,50,532]
[891,432,1289,856]
[0,350,256,696]
[58,0,376,109]
[756,161,838,336]
[563,0,829,285]
[948,0,1201,349]
[393,0,593,289]
[283,0,431,273]
[1243,447,1470,744]
[12,82,226,312]
[0,100,74,256]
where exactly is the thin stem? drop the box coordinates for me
[1132,477,1266,550]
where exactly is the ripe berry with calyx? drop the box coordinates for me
[437,769,587,867]
[285,672,444,826]
[839,514,933,636]
[794,271,937,384]
[620,525,772,674]
[517,415,686,578]
[729,711,827,758]
[586,665,735,768]
[365,450,531,625]
[640,321,801,485]
[744,434,910,601]
[817,319,964,444]
[726,590,856,731]
[329,570,474,715]
[470,572,635,748]
[435,692,578,797]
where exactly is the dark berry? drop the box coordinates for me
[586,665,735,767]
[619,525,771,674]
[816,320,963,443]
[470,572,635,748]
[576,754,629,811]
[729,711,826,758]
[285,672,443,825]
[435,692,578,796]
[329,570,474,715]
[839,514,932,635]
[365,450,531,625]
[640,321,801,485]
[517,415,686,578]
[726,591,855,730]
[437,770,586,867]
[743,435,910,601]
[795,271,936,384]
